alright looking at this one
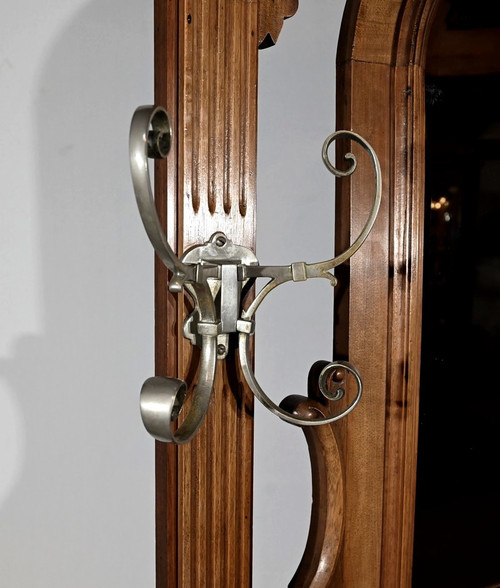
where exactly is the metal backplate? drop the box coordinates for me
[182,232,258,359]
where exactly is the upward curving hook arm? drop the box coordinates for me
[317,130,382,270]
[129,105,195,291]
[237,130,381,427]
[241,130,381,318]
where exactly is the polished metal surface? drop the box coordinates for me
[129,105,194,291]
[131,106,217,445]
[239,351,362,426]
[181,232,259,359]
[130,104,382,443]
[140,377,187,442]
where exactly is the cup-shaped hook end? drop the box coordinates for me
[147,107,172,159]
[140,376,187,442]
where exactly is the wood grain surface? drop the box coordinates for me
[153,1,298,586]
[281,383,345,587]
[154,1,258,586]
[334,0,441,585]
[151,0,455,585]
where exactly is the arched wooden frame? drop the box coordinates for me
[333,0,440,585]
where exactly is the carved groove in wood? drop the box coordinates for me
[281,379,345,587]
[154,0,261,585]
[153,0,300,585]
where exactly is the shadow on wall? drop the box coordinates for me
[0,2,155,586]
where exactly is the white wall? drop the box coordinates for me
[0,1,155,586]
[255,2,343,585]
[0,1,342,586]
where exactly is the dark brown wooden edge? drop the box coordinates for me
[154,0,179,586]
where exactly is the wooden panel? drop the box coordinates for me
[378,62,426,588]
[334,59,391,586]
[338,0,439,68]
[154,1,258,586]
[154,1,180,585]
[335,0,437,585]
[337,0,403,66]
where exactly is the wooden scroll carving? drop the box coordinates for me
[281,362,346,588]
[258,0,299,48]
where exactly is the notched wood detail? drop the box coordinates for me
[281,364,345,588]
[258,0,299,49]
[180,0,257,223]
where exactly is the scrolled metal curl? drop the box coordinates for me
[242,130,381,321]
[131,105,218,444]
[318,130,382,270]
[239,336,363,427]
[130,104,382,438]
[237,130,381,426]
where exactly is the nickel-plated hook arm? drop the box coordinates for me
[130,105,218,444]
[129,105,195,291]
[130,104,382,439]
[237,130,381,426]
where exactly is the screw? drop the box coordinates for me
[217,344,226,356]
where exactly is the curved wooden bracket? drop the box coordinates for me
[280,363,345,587]
[258,0,299,49]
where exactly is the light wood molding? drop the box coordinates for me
[335,0,440,585]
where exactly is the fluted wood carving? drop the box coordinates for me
[154,0,299,585]
[155,0,258,585]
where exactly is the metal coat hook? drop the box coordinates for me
[130,105,381,444]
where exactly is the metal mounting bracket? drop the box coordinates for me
[181,232,259,360]
[130,105,381,444]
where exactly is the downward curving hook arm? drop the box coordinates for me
[130,105,219,444]
[139,328,217,444]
